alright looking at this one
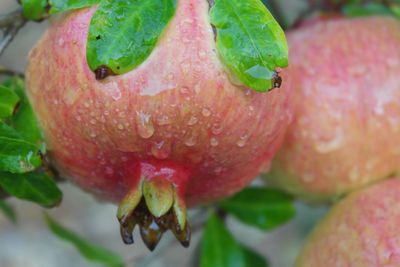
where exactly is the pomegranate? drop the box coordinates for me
[264,16,400,203]
[296,178,400,267]
[25,0,292,249]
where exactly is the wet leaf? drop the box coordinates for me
[0,172,62,207]
[0,200,17,224]
[87,0,177,78]
[241,245,268,267]
[210,0,288,92]
[200,212,246,267]
[0,85,19,119]
[48,0,101,14]
[21,0,48,20]
[3,77,43,145]
[44,214,124,267]
[0,137,42,173]
[219,187,295,230]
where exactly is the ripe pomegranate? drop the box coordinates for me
[25,0,292,249]
[296,178,400,267]
[264,16,400,203]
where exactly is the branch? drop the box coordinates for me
[0,8,27,57]
[0,68,24,77]
[0,8,24,28]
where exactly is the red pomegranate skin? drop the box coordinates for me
[26,0,292,207]
[264,16,400,203]
[296,178,400,267]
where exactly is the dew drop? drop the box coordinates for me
[89,131,97,138]
[180,86,190,95]
[184,136,197,147]
[198,49,206,59]
[105,167,114,175]
[90,119,96,125]
[136,110,155,139]
[211,124,223,135]
[210,137,219,147]
[84,102,90,108]
[187,116,198,126]
[75,115,82,121]
[117,123,124,130]
[157,115,171,126]
[236,135,248,147]
[202,108,211,117]
[112,89,122,101]
[151,141,171,159]
[121,156,128,162]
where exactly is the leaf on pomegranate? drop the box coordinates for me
[86,0,177,78]
[0,172,62,207]
[0,121,23,140]
[44,214,124,267]
[210,0,288,92]
[20,0,48,20]
[0,200,17,224]
[0,85,20,119]
[2,77,43,145]
[0,137,42,173]
[241,245,269,267]
[342,3,396,17]
[48,0,101,14]
[219,187,295,230]
[200,212,246,267]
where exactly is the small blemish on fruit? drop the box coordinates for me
[272,71,282,89]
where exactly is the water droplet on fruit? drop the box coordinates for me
[117,123,124,130]
[187,116,198,126]
[90,119,96,125]
[386,58,399,68]
[236,135,248,147]
[104,111,109,116]
[151,141,171,159]
[84,102,90,108]
[184,136,197,147]
[112,89,122,101]
[215,167,222,174]
[105,167,114,175]
[136,110,155,139]
[211,124,223,135]
[166,73,174,81]
[157,115,171,126]
[121,156,128,162]
[75,115,82,121]
[180,86,189,95]
[210,137,219,147]
[90,131,97,138]
[202,108,211,117]
[198,49,206,59]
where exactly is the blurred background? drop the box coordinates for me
[0,0,328,266]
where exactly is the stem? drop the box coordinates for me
[0,8,27,57]
[0,8,24,29]
[0,68,24,77]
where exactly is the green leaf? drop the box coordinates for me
[342,2,396,17]
[3,77,43,145]
[219,187,295,230]
[21,0,48,20]
[0,137,42,173]
[0,121,22,140]
[210,0,288,92]
[200,212,246,267]
[48,0,101,14]
[44,214,124,267]
[0,86,20,119]
[241,245,268,267]
[0,200,17,224]
[87,0,177,78]
[0,172,62,207]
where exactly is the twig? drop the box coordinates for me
[0,68,24,77]
[0,20,26,57]
[0,8,24,29]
